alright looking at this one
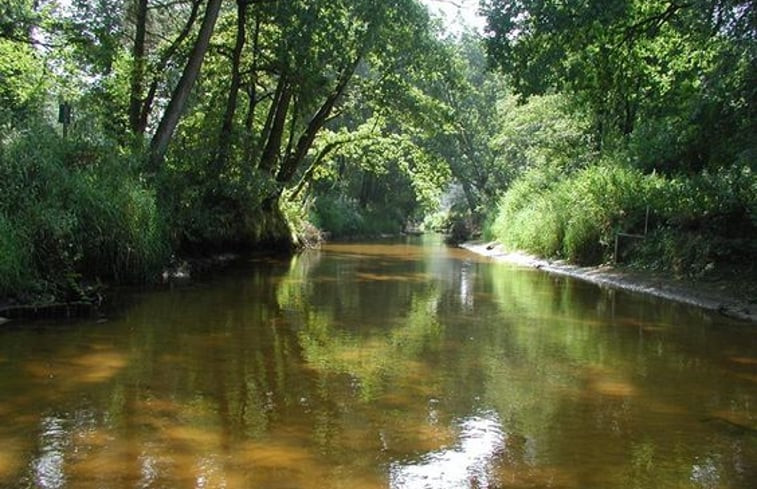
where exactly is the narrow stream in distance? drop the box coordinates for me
[1,236,755,488]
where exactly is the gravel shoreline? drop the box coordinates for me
[461,241,756,323]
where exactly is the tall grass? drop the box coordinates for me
[0,213,32,295]
[490,162,755,270]
[0,125,169,297]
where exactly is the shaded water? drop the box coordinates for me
[1,236,756,488]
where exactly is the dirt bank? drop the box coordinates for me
[461,241,757,323]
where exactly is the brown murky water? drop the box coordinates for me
[1,236,756,488]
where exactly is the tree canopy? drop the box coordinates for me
[0,0,754,297]
[481,0,756,167]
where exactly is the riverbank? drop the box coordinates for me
[461,241,757,323]
[0,252,245,324]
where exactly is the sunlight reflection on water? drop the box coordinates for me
[32,416,67,489]
[389,411,505,489]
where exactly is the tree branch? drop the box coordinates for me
[619,2,692,45]
[288,133,376,202]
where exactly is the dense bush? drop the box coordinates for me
[490,161,756,270]
[310,195,404,238]
[0,213,32,295]
[0,125,169,298]
[159,169,274,251]
[491,94,595,176]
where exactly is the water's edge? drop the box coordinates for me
[460,241,756,323]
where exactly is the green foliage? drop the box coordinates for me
[481,0,755,273]
[0,212,32,295]
[0,125,169,296]
[0,38,46,122]
[482,0,756,169]
[493,163,652,263]
[300,119,445,239]
[492,94,595,175]
[0,0,42,43]
[428,35,508,211]
[310,196,367,237]
[3,0,750,301]
[491,161,756,269]
[310,195,403,238]
[70,166,170,282]
[159,168,275,251]
[491,168,565,257]
[0,0,455,299]
[634,165,757,273]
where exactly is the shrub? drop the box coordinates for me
[71,168,170,282]
[311,195,403,238]
[0,213,33,295]
[489,159,756,270]
[0,124,170,296]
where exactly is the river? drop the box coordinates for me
[1,236,755,488]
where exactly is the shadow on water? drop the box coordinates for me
[0,235,755,488]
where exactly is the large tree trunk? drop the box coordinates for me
[242,16,262,173]
[136,0,202,135]
[213,0,247,174]
[128,0,148,135]
[149,0,222,170]
[257,77,292,174]
[274,56,359,187]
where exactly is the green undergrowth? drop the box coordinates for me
[490,162,756,274]
[0,126,170,299]
[309,195,405,238]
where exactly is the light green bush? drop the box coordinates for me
[490,160,756,269]
[311,195,403,238]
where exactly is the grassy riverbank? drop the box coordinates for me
[0,130,169,303]
[484,161,755,278]
[0,129,297,308]
[477,161,756,322]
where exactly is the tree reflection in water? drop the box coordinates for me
[0,237,755,488]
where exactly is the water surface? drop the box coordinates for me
[1,236,755,488]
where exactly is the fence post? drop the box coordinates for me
[614,206,650,265]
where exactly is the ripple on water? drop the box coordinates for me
[32,415,68,489]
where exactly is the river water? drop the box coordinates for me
[1,236,755,489]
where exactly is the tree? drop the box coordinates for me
[149,0,223,169]
[212,0,249,173]
[0,0,38,44]
[481,0,756,166]
[127,0,148,134]
[431,35,508,213]
[236,1,438,203]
